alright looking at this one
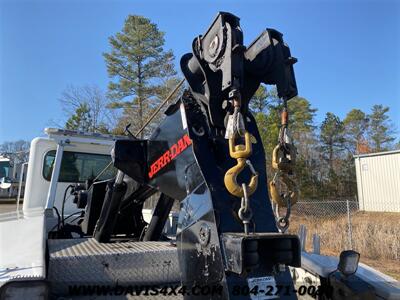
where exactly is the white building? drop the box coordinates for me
[354,150,400,212]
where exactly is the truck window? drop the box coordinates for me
[0,161,11,178]
[43,150,116,182]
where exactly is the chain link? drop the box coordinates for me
[238,183,253,235]
[225,94,256,235]
[269,100,298,233]
[274,195,291,233]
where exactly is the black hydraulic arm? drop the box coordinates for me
[181,12,297,129]
[142,193,175,241]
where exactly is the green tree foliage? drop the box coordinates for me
[65,103,93,132]
[255,109,279,175]
[251,86,280,176]
[287,97,317,149]
[251,87,318,201]
[104,15,177,137]
[250,85,270,113]
[256,102,397,201]
[343,109,369,154]
[367,104,396,152]
[287,97,318,199]
[320,112,345,172]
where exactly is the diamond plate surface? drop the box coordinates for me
[48,238,181,296]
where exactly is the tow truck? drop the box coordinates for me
[0,12,399,300]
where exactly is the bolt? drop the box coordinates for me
[278,264,286,272]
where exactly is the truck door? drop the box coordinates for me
[43,150,116,216]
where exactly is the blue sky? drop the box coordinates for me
[0,0,399,143]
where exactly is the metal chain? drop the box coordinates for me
[225,93,256,235]
[272,170,291,233]
[275,194,291,233]
[238,183,253,235]
[270,99,297,233]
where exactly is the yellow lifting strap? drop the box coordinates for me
[224,131,259,198]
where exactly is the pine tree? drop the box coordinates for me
[65,103,93,132]
[287,97,317,144]
[287,97,318,199]
[104,15,177,137]
[250,85,269,113]
[367,104,395,152]
[320,112,345,173]
[251,86,280,178]
[343,109,369,154]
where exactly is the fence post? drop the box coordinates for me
[298,225,307,252]
[312,234,321,255]
[346,199,353,250]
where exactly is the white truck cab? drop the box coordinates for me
[0,128,129,296]
[23,128,119,216]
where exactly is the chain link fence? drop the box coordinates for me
[289,201,357,250]
[287,200,400,262]
[143,194,399,264]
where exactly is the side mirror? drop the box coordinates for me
[338,250,360,276]
[0,177,12,189]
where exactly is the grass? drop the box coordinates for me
[289,211,400,281]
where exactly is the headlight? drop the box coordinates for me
[0,281,48,300]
